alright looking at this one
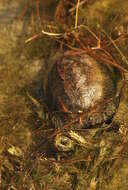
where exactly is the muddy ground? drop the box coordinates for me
[0,0,128,189]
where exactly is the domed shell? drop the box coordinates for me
[45,51,120,127]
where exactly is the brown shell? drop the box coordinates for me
[45,51,121,128]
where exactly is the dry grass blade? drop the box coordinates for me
[99,25,128,68]
[75,0,81,29]
[25,30,63,43]
[69,0,88,12]
[25,33,42,43]
[42,29,63,37]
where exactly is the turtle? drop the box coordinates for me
[44,50,122,130]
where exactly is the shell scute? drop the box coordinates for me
[45,51,121,128]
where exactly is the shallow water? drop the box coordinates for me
[0,0,128,189]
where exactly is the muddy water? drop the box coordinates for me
[0,1,128,189]
[0,1,55,188]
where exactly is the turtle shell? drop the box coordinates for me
[45,51,121,128]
